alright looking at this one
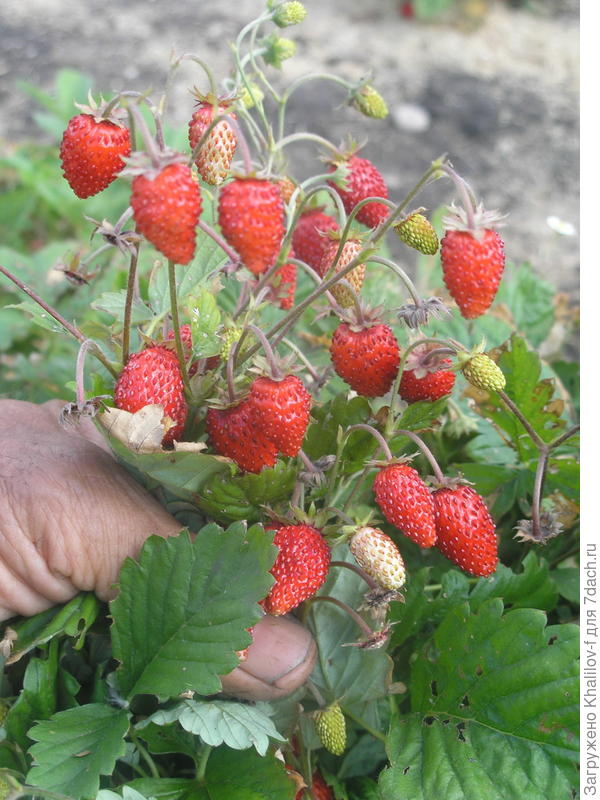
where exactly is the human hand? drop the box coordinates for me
[0,399,316,699]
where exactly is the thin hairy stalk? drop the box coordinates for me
[346,423,393,461]
[122,241,140,365]
[197,218,240,264]
[498,390,545,449]
[0,264,118,378]
[394,429,445,483]
[167,260,192,398]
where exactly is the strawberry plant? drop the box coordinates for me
[0,3,579,800]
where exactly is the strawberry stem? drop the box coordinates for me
[440,163,477,233]
[122,241,140,366]
[346,423,393,462]
[275,131,341,157]
[197,219,241,265]
[306,595,377,640]
[173,53,218,96]
[497,390,545,449]
[330,560,380,591]
[394,429,445,484]
[369,255,421,306]
[0,264,118,378]
[281,337,323,384]
[125,103,164,166]
[75,339,95,408]
[246,323,283,379]
[167,260,193,398]
[225,113,255,175]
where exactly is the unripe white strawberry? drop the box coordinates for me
[349,526,406,591]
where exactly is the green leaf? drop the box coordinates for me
[552,567,579,604]
[7,593,100,661]
[379,600,579,800]
[5,646,60,751]
[105,432,231,502]
[136,721,198,760]
[469,552,558,611]
[110,525,276,699]
[394,396,450,433]
[189,289,222,358]
[148,229,227,315]
[27,704,130,799]
[129,750,295,800]
[491,335,567,450]
[303,395,374,471]
[126,779,209,800]
[3,300,66,334]
[494,263,555,347]
[308,545,393,733]
[204,746,296,800]
[142,699,285,756]
[92,291,156,326]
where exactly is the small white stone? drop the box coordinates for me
[546,215,577,236]
[391,103,431,133]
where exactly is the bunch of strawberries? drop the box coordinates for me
[53,2,512,777]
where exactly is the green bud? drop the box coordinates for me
[351,85,389,120]
[261,33,296,69]
[273,1,307,27]
[461,353,506,392]
[238,82,265,109]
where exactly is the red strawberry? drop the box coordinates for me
[131,162,201,265]
[318,236,365,308]
[399,345,455,403]
[188,96,237,186]
[399,364,455,403]
[440,229,505,319]
[60,113,131,199]
[432,485,498,576]
[292,208,339,270]
[295,771,333,800]
[373,464,437,547]
[328,154,389,228]
[218,178,285,275]
[330,322,400,397]
[278,176,298,205]
[114,346,188,445]
[206,400,278,473]
[262,524,331,615]
[249,375,311,457]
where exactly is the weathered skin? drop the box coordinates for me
[0,399,316,699]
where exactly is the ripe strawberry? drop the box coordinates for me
[292,208,339,270]
[249,375,311,457]
[432,485,498,576]
[262,524,331,615]
[318,236,366,308]
[131,162,201,265]
[349,526,406,591]
[399,346,455,403]
[373,464,437,547]
[330,322,400,397]
[328,154,389,228]
[114,346,188,445]
[313,702,346,756]
[188,95,237,186]
[60,113,131,198]
[394,213,439,255]
[206,400,278,474]
[295,771,333,800]
[218,178,285,275]
[440,228,505,319]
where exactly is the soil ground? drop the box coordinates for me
[0,0,579,297]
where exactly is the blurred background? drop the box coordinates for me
[0,0,579,399]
